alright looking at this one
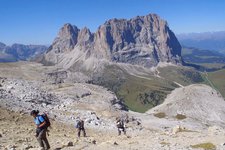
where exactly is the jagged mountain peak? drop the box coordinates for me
[44,13,182,69]
[48,23,80,54]
[78,27,94,46]
[59,23,79,37]
[104,13,161,24]
[79,27,93,40]
[80,26,91,32]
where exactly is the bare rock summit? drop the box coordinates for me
[43,14,182,69]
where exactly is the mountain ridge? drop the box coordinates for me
[177,31,225,54]
[0,42,47,62]
[43,13,182,70]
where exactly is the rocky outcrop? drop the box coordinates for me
[94,14,182,66]
[47,24,80,54]
[44,14,182,69]
[147,84,225,127]
[0,76,129,141]
[44,24,94,67]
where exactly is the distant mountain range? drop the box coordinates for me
[182,46,225,63]
[0,42,47,62]
[177,31,225,54]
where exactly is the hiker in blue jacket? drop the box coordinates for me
[30,110,50,150]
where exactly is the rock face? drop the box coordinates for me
[47,24,80,54]
[44,14,182,69]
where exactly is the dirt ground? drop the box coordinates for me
[1,106,225,150]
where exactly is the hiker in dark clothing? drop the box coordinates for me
[116,118,126,135]
[75,118,86,138]
[30,110,50,150]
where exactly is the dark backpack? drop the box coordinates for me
[38,113,51,128]
[117,120,124,128]
[76,120,84,129]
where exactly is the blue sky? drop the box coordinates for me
[0,0,225,45]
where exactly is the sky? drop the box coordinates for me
[0,0,225,45]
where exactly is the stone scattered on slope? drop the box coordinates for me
[147,84,225,128]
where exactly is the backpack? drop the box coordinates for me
[117,120,124,128]
[38,113,51,128]
[75,121,80,128]
[75,120,84,129]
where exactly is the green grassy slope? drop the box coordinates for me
[92,65,206,113]
[182,47,225,71]
[117,73,176,112]
[158,66,205,86]
[207,69,225,98]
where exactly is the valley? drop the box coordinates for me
[1,61,225,150]
[182,47,225,71]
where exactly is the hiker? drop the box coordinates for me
[30,110,50,150]
[75,118,86,138]
[116,118,126,135]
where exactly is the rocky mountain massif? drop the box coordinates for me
[0,42,47,62]
[40,13,210,113]
[43,14,182,70]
